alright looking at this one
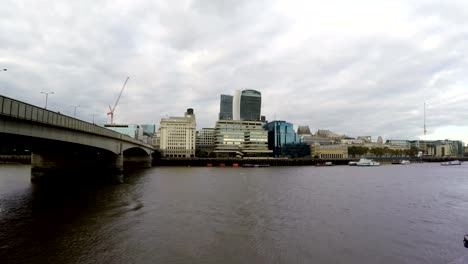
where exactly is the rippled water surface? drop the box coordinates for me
[1,163,468,263]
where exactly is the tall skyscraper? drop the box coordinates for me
[240,90,261,121]
[219,95,233,120]
[219,89,262,121]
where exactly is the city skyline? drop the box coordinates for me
[1,0,468,143]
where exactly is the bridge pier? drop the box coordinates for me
[31,150,124,184]
[124,154,153,168]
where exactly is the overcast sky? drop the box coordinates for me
[1,0,467,143]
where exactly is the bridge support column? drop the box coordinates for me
[31,151,124,184]
[124,154,153,168]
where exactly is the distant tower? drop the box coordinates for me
[219,95,233,120]
[377,136,383,144]
[424,102,427,139]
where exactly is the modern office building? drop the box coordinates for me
[239,90,261,121]
[159,108,196,158]
[104,124,144,141]
[409,139,463,157]
[264,120,306,157]
[219,89,262,121]
[219,95,233,120]
[140,124,156,144]
[213,120,271,157]
[141,124,156,136]
[196,128,216,154]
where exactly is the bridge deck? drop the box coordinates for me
[0,95,153,150]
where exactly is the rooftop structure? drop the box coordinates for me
[297,125,312,135]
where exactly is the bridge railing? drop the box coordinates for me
[0,95,152,148]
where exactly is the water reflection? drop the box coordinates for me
[1,164,468,263]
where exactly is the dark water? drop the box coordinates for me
[1,164,468,263]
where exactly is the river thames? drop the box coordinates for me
[1,163,467,263]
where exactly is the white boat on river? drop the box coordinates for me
[441,160,462,166]
[355,158,380,166]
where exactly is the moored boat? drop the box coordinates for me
[392,160,410,165]
[355,158,380,166]
[317,161,334,166]
[441,160,462,166]
[242,164,270,168]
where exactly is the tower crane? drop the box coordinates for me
[107,76,129,124]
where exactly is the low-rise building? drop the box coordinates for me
[214,120,271,158]
[196,128,216,155]
[341,138,365,145]
[311,144,348,159]
[408,140,463,157]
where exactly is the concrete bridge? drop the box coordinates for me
[0,95,154,183]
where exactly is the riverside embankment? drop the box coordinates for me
[1,155,467,166]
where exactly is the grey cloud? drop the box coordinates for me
[1,0,468,142]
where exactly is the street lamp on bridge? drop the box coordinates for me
[89,114,97,124]
[71,105,80,118]
[40,91,54,109]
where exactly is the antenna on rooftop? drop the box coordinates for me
[424,102,427,139]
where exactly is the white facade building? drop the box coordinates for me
[232,89,241,120]
[159,109,196,158]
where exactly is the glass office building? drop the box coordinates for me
[104,124,144,141]
[219,95,233,120]
[214,120,271,157]
[264,121,307,157]
[240,90,261,121]
[219,90,262,121]
[141,124,156,136]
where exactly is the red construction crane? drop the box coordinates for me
[107,76,129,124]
